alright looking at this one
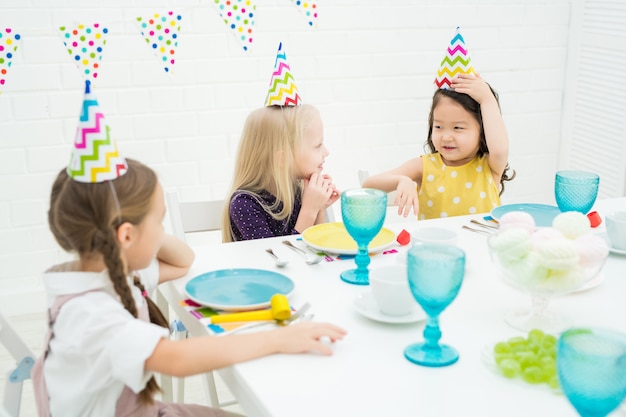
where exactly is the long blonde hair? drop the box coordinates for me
[221,104,320,242]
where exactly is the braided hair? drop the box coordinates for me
[48,158,168,404]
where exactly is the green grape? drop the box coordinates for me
[527,328,545,344]
[493,341,511,354]
[514,351,537,370]
[522,366,545,384]
[498,358,521,378]
[492,328,560,390]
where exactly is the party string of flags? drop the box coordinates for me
[0,0,318,93]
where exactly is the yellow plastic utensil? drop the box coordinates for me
[208,294,291,324]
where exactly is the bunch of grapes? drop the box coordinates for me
[493,329,559,389]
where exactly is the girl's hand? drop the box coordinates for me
[303,173,335,212]
[394,176,419,218]
[275,321,347,356]
[322,174,340,208]
[450,73,495,105]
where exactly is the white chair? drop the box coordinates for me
[0,311,36,417]
[158,190,236,408]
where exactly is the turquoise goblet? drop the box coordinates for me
[404,244,465,367]
[557,328,626,417]
[554,170,599,214]
[340,188,387,285]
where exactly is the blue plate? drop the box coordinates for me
[185,268,295,311]
[491,203,561,228]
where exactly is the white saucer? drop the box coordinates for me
[610,246,626,256]
[353,291,426,324]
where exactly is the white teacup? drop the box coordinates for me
[606,211,626,251]
[369,265,415,316]
[412,227,458,246]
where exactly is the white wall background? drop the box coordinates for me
[2,0,619,315]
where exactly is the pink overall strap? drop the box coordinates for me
[32,291,100,417]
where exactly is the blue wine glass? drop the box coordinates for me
[404,244,465,367]
[554,170,599,214]
[558,328,626,417]
[340,188,387,285]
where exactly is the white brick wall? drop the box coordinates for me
[0,0,574,314]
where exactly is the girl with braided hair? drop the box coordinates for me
[39,158,346,417]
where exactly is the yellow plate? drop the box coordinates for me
[301,222,396,255]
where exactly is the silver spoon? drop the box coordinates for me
[265,248,288,268]
[282,241,323,265]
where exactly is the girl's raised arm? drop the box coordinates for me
[451,74,509,181]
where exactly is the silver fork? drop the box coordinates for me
[217,302,312,336]
[282,240,323,265]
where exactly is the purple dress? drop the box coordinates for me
[229,190,302,241]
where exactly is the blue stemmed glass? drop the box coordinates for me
[404,244,465,367]
[340,188,387,285]
[554,170,600,214]
[557,328,626,417]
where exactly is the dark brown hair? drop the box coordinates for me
[48,158,167,404]
[426,88,515,195]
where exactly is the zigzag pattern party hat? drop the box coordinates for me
[67,81,128,183]
[264,42,301,107]
[0,28,21,95]
[136,11,182,73]
[435,27,476,89]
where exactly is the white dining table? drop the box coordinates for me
[159,197,626,417]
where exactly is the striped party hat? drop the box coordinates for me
[434,27,476,89]
[264,42,301,107]
[67,81,128,183]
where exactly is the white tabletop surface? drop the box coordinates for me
[161,197,626,417]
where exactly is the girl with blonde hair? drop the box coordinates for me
[222,104,339,242]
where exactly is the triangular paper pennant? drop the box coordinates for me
[136,11,182,73]
[289,0,318,28]
[434,27,476,90]
[213,0,256,52]
[59,24,108,85]
[0,28,21,95]
[67,81,128,183]
[264,42,301,107]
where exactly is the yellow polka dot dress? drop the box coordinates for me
[418,153,500,220]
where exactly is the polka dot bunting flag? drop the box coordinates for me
[434,27,476,90]
[290,0,318,28]
[0,28,21,95]
[59,24,107,84]
[213,0,256,52]
[136,11,182,73]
